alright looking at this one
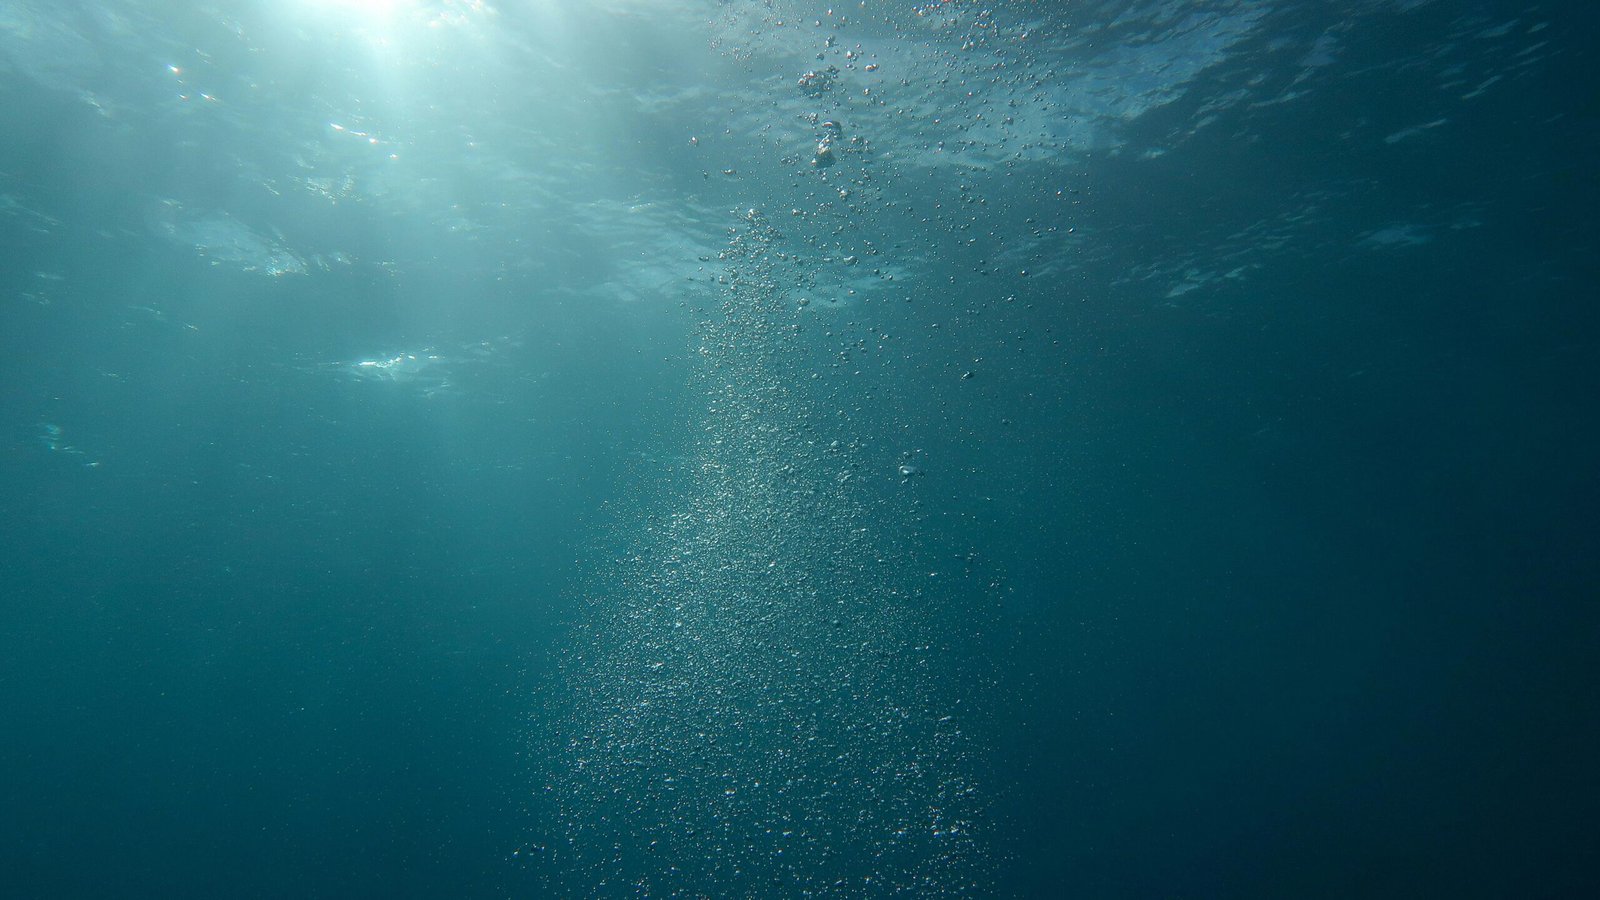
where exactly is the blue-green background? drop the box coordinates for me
[3,1,1596,896]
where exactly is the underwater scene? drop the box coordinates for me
[2,1,1596,897]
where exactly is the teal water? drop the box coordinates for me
[2,1,1596,897]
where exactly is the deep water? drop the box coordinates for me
[2,1,1597,897]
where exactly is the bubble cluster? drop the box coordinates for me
[536,214,989,896]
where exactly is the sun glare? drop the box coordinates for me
[314,0,403,19]
[296,0,493,33]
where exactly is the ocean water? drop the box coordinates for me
[2,1,1596,897]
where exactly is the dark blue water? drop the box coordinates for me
[3,1,1596,897]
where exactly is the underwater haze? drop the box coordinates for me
[2,0,1596,896]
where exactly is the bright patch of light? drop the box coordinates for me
[296,0,492,28]
[312,0,404,19]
